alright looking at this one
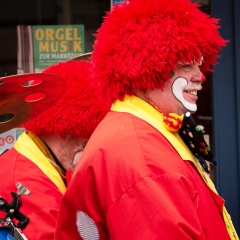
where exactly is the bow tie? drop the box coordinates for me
[178,112,216,173]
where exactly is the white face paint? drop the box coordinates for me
[172,77,197,112]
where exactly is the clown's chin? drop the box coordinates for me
[184,102,197,113]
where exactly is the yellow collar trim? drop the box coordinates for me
[14,132,66,194]
[111,95,195,161]
[111,96,217,195]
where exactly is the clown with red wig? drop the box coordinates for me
[55,0,238,239]
[0,60,109,240]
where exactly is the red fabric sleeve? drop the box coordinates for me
[106,173,206,240]
[24,207,59,240]
[0,149,63,240]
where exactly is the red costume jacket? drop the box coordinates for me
[55,95,238,240]
[0,132,66,240]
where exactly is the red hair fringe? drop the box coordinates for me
[25,61,109,137]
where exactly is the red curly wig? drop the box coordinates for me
[24,60,109,138]
[92,0,227,103]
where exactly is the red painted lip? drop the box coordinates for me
[183,91,198,103]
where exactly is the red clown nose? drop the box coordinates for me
[202,74,206,83]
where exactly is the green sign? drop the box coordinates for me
[32,25,84,72]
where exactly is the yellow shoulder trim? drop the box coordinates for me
[14,132,66,194]
[111,95,195,161]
